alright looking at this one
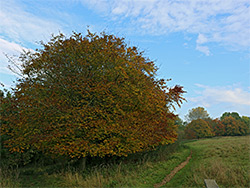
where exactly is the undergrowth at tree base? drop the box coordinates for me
[1,136,249,187]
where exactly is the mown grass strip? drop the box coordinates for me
[154,151,192,188]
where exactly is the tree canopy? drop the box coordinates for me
[184,119,214,139]
[220,112,241,121]
[182,109,250,139]
[221,114,249,136]
[1,31,185,159]
[185,106,210,122]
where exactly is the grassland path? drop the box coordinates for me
[154,151,192,188]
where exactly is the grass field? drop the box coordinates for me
[166,136,250,188]
[1,136,249,187]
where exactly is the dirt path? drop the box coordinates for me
[154,151,192,188]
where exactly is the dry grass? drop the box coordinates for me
[59,161,138,187]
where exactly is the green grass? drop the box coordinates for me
[0,142,191,187]
[57,145,190,187]
[165,136,250,188]
[1,136,249,187]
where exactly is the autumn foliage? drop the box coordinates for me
[209,118,226,136]
[183,109,249,139]
[184,119,214,139]
[185,107,209,122]
[0,31,185,159]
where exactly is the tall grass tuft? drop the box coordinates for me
[0,165,20,187]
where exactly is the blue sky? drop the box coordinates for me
[0,0,250,120]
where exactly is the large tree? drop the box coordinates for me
[221,113,250,136]
[185,107,210,122]
[241,116,250,135]
[220,112,241,121]
[175,116,185,140]
[184,119,214,139]
[1,31,185,159]
[210,118,226,136]
[221,116,241,136]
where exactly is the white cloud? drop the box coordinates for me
[80,0,250,53]
[190,84,250,106]
[196,34,210,55]
[196,45,210,56]
[78,0,110,14]
[196,34,208,45]
[0,38,24,54]
[0,38,33,75]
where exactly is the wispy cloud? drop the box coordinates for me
[195,34,210,55]
[0,0,65,76]
[0,0,63,44]
[196,45,210,56]
[80,0,250,54]
[190,84,250,108]
[196,34,208,45]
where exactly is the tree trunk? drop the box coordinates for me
[79,157,86,170]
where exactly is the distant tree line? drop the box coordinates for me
[176,107,250,139]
